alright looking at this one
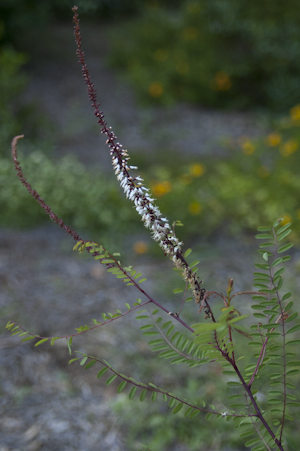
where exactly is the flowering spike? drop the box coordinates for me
[72,6,208,313]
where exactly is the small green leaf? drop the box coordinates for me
[270,373,282,380]
[35,338,49,347]
[205,412,213,420]
[184,407,194,417]
[285,301,294,311]
[277,229,292,241]
[97,367,108,378]
[286,312,298,323]
[257,226,271,232]
[262,252,268,261]
[80,357,88,366]
[152,391,157,402]
[271,258,283,267]
[184,248,192,258]
[277,223,292,234]
[286,369,300,376]
[172,402,183,414]
[84,360,97,369]
[254,263,269,270]
[117,381,127,393]
[169,398,176,408]
[106,375,117,385]
[255,234,273,239]
[173,288,184,294]
[286,324,300,334]
[69,358,79,364]
[129,387,137,399]
[286,339,300,346]
[282,292,292,301]
[140,389,147,401]
[278,243,294,253]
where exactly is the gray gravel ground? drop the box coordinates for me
[2,224,298,451]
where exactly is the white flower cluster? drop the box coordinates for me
[109,140,183,259]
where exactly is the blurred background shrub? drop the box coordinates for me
[109,0,300,110]
[3,105,300,249]
[2,0,300,243]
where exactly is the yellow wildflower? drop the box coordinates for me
[290,104,300,122]
[257,166,269,177]
[149,82,163,98]
[213,71,232,91]
[189,201,202,215]
[280,139,298,157]
[154,49,168,62]
[151,181,171,197]
[267,133,281,147]
[133,241,148,254]
[182,27,198,40]
[189,163,205,177]
[281,215,292,226]
[241,138,255,155]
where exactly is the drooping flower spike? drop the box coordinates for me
[72,6,209,315]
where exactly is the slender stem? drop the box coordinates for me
[232,362,285,451]
[177,281,188,317]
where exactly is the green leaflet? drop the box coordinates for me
[66,337,72,355]
[277,229,292,241]
[192,322,222,334]
[267,398,282,404]
[173,288,184,294]
[271,257,283,267]
[277,222,291,234]
[278,243,294,253]
[84,359,96,369]
[80,356,88,366]
[184,248,192,258]
[184,407,194,418]
[129,387,137,399]
[172,402,183,414]
[35,338,49,347]
[21,336,35,341]
[257,226,271,232]
[286,369,300,376]
[105,375,117,385]
[117,381,127,393]
[140,389,147,401]
[69,358,79,364]
[255,233,273,239]
[169,398,176,408]
[286,340,300,346]
[286,324,300,334]
[286,312,298,323]
[97,367,108,378]
[245,438,261,447]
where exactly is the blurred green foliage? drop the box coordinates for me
[3,105,300,249]
[0,46,28,156]
[0,152,137,244]
[109,0,300,110]
[112,333,300,451]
